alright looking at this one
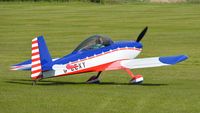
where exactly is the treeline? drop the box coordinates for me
[0,0,140,3]
[0,0,199,3]
[0,0,105,2]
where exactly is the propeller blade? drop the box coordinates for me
[136,26,148,42]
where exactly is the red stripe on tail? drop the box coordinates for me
[32,40,38,45]
[31,38,42,80]
[32,52,39,56]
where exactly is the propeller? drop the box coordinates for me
[136,26,148,42]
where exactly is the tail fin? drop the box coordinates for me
[31,36,52,80]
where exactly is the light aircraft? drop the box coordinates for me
[11,27,188,85]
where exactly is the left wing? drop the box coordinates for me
[105,55,188,70]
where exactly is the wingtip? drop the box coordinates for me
[159,55,188,65]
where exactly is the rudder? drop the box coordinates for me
[31,36,52,80]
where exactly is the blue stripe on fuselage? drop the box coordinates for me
[53,41,142,65]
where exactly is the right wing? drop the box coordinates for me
[105,55,188,70]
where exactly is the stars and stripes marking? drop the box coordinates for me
[31,38,42,80]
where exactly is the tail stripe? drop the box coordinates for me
[32,46,38,50]
[32,69,42,74]
[32,63,41,68]
[32,55,40,59]
[32,66,41,71]
[31,61,40,65]
[32,52,39,56]
[31,37,42,80]
[31,72,41,78]
[32,40,38,44]
[32,58,40,62]
[32,49,39,53]
[32,43,38,48]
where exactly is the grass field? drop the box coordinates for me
[0,2,200,113]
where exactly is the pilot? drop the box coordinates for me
[80,35,110,51]
[91,37,105,49]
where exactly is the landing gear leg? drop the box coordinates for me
[32,75,43,86]
[124,68,143,84]
[32,80,37,86]
[86,71,102,84]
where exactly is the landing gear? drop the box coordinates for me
[87,71,102,84]
[124,68,144,84]
[32,80,37,86]
[129,75,144,84]
[32,77,42,86]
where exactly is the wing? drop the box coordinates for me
[104,55,188,70]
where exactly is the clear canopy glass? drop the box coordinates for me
[73,35,114,52]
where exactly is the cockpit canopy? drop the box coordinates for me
[73,35,114,52]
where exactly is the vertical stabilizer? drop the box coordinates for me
[31,36,52,80]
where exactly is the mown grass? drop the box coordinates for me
[0,2,200,113]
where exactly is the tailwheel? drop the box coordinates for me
[86,75,100,84]
[32,80,37,86]
[130,75,144,84]
[86,71,102,84]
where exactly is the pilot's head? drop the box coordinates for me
[96,36,103,44]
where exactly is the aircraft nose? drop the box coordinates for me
[134,41,143,49]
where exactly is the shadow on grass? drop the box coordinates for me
[5,79,168,86]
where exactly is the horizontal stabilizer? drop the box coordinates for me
[10,58,59,71]
[10,59,32,70]
[120,55,188,69]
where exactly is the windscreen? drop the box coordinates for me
[73,35,114,52]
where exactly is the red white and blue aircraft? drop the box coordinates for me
[11,27,188,85]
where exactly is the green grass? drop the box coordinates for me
[0,2,200,113]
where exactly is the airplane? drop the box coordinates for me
[10,27,188,85]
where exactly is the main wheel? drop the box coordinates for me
[130,75,144,84]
